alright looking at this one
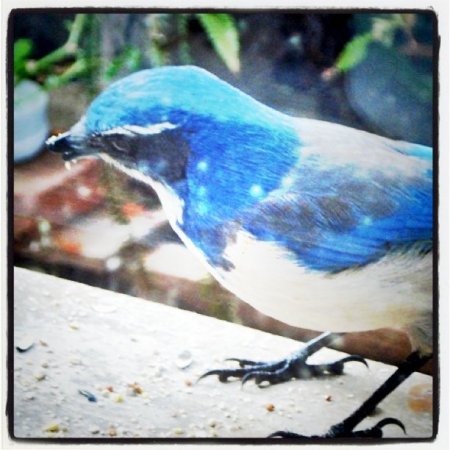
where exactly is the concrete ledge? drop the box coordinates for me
[12,267,433,439]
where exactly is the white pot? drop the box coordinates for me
[14,80,50,163]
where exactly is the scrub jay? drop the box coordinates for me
[47,66,433,438]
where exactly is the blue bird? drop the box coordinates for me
[47,65,433,438]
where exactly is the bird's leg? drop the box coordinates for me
[270,351,432,438]
[198,331,367,386]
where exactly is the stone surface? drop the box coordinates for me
[12,267,433,440]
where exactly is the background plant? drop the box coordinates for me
[14,12,241,92]
[14,14,89,89]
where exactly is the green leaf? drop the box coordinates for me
[14,39,34,82]
[197,13,240,73]
[14,39,33,66]
[336,32,372,73]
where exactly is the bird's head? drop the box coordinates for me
[48,66,284,180]
[47,65,299,227]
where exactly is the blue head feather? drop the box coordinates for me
[86,66,290,133]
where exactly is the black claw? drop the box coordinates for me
[374,418,406,434]
[340,355,369,368]
[197,369,242,383]
[224,357,262,367]
[271,417,407,439]
[268,431,309,438]
[327,416,407,438]
[196,370,219,382]
[325,355,368,375]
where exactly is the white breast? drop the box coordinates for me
[212,231,432,341]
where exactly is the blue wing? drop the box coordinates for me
[242,141,433,272]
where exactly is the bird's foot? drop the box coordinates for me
[198,354,366,386]
[269,417,406,439]
[268,351,431,439]
[198,332,367,386]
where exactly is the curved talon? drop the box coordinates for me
[340,355,369,369]
[197,369,244,383]
[374,417,406,434]
[268,431,308,438]
[329,417,407,438]
[326,355,369,375]
[196,370,221,383]
[270,416,407,439]
[224,357,262,367]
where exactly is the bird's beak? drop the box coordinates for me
[46,117,95,162]
[46,132,80,161]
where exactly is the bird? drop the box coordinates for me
[47,65,433,438]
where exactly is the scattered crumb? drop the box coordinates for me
[34,372,46,381]
[265,403,275,412]
[44,423,60,433]
[128,382,143,395]
[108,425,117,437]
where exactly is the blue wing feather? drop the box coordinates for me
[243,143,433,272]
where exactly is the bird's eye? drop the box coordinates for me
[109,139,129,153]
[87,134,108,149]
[88,133,132,154]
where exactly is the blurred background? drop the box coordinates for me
[12,11,434,370]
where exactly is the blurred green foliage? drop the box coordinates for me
[14,14,89,89]
[147,13,240,73]
[14,13,240,91]
[13,38,33,82]
[197,14,240,73]
[336,13,432,75]
[335,32,372,73]
[334,13,432,109]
